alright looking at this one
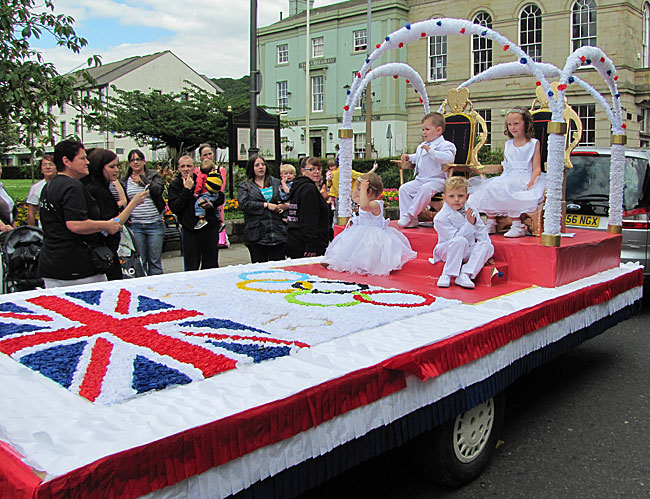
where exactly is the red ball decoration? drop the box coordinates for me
[398,42,404,48]
[405,79,410,84]
[535,81,541,86]
[460,28,465,34]
[614,75,619,80]
[344,105,349,111]
[393,75,398,79]
[356,72,361,78]
[376,43,381,48]
[622,123,627,129]
[600,57,606,63]
[557,84,567,91]
[580,56,586,62]
[420,32,426,37]
[419,97,424,103]
[503,44,510,51]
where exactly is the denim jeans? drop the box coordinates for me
[130,220,165,275]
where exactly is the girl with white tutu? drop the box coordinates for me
[469,107,545,238]
[322,173,417,276]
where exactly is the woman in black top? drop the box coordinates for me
[238,155,287,263]
[39,140,122,288]
[82,148,148,280]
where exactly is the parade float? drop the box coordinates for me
[0,18,643,498]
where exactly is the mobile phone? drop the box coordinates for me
[144,184,150,191]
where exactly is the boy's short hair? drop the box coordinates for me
[444,175,469,193]
[360,172,383,196]
[280,163,296,175]
[200,158,215,173]
[422,112,446,133]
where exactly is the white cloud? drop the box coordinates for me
[35,0,343,79]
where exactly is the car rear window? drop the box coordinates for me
[566,155,650,211]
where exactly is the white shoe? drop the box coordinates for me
[397,216,411,227]
[398,216,419,228]
[504,225,526,238]
[455,273,475,289]
[437,274,451,288]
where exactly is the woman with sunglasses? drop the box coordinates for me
[285,157,330,259]
[120,149,165,275]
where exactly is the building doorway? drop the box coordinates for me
[310,137,322,158]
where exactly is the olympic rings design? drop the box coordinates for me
[353,289,436,308]
[238,270,309,283]
[238,279,312,294]
[291,280,370,294]
[286,289,372,307]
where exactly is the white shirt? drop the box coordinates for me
[407,135,456,180]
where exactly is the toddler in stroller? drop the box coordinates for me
[0,226,44,293]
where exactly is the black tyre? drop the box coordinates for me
[414,393,505,487]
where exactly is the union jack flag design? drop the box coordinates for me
[0,289,309,405]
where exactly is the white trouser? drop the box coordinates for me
[434,237,494,278]
[398,177,446,220]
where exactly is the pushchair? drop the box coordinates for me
[0,226,44,294]
[118,225,147,279]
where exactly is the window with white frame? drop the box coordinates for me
[428,35,447,82]
[312,37,324,58]
[277,81,288,113]
[520,4,542,62]
[573,104,596,145]
[354,133,366,159]
[353,29,367,52]
[312,75,323,112]
[60,121,67,139]
[641,2,650,68]
[277,44,289,64]
[571,0,596,52]
[472,12,493,75]
[640,108,650,134]
[477,109,492,148]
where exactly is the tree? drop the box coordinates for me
[0,0,101,152]
[86,83,244,162]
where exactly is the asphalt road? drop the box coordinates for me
[301,295,650,499]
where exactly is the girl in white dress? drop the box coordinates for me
[322,173,417,276]
[469,107,545,238]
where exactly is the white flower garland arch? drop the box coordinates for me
[338,18,626,242]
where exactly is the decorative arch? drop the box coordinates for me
[338,18,624,243]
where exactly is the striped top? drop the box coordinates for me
[127,179,161,224]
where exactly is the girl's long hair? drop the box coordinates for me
[504,106,535,140]
[246,154,270,188]
[85,148,117,187]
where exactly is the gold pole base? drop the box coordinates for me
[540,233,562,247]
[337,217,350,226]
[607,224,623,234]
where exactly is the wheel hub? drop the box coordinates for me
[452,398,495,463]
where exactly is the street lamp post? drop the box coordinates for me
[249,0,259,158]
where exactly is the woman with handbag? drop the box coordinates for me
[82,148,149,280]
[38,140,122,288]
[120,149,166,275]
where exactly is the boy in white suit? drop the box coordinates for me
[430,176,494,289]
[398,112,456,228]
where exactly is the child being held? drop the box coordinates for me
[398,112,457,228]
[431,176,494,289]
[468,106,545,238]
[322,172,417,276]
[193,158,223,230]
[279,163,296,202]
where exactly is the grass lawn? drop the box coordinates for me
[2,179,38,202]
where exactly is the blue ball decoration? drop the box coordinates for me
[436,20,442,26]
[385,36,390,41]
[366,58,370,63]
[520,57,527,64]
[607,70,612,75]
[547,90,554,97]
[615,93,621,98]
[482,30,487,36]
[346,90,351,95]
[406,23,411,29]
[586,59,591,65]
[568,76,575,84]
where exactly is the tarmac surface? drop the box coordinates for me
[161,242,251,273]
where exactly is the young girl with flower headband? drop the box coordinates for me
[322,173,416,275]
[469,106,545,238]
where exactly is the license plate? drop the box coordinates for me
[565,214,600,227]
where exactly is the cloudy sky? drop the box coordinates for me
[35,0,343,79]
